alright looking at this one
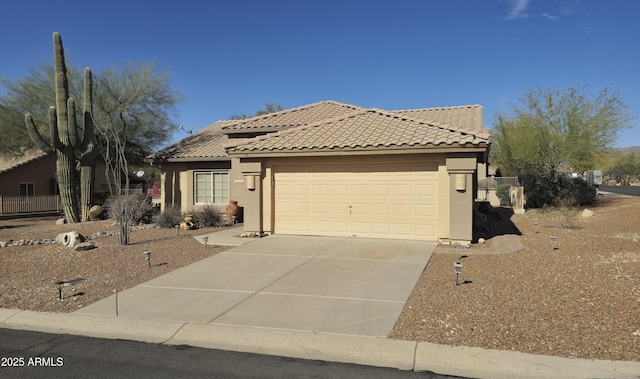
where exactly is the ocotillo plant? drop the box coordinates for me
[25,32,96,223]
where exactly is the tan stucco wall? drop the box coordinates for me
[157,161,232,214]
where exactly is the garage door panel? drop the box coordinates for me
[274,163,438,240]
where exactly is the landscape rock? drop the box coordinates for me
[55,218,66,225]
[73,242,97,251]
[581,208,595,218]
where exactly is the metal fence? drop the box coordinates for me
[0,195,63,216]
[477,177,520,189]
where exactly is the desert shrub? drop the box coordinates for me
[192,205,224,228]
[519,169,597,209]
[156,207,184,228]
[108,193,157,225]
[562,177,597,206]
[496,184,512,206]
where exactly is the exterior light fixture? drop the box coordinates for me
[550,236,557,251]
[454,262,463,286]
[54,280,65,300]
[454,242,461,258]
[203,236,208,249]
[143,251,151,268]
[175,224,179,236]
[533,222,539,233]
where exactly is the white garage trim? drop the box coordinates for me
[273,163,439,241]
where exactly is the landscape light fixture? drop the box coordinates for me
[175,224,179,236]
[533,222,539,233]
[54,280,65,300]
[454,262,463,286]
[550,236,557,251]
[454,242,461,258]
[143,251,151,268]
[203,236,208,249]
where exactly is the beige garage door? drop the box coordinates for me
[274,163,438,240]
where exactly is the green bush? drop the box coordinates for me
[193,205,224,228]
[519,169,597,208]
[496,184,512,206]
[155,207,183,228]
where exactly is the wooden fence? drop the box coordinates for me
[0,195,63,216]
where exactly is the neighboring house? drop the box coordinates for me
[0,150,137,198]
[147,100,493,244]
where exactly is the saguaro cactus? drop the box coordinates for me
[25,32,96,223]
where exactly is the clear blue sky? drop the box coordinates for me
[1,0,638,149]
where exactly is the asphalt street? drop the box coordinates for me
[0,328,460,379]
[599,185,640,197]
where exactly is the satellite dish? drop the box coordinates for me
[136,170,145,177]
[180,124,194,135]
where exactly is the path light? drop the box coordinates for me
[175,224,179,236]
[203,236,208,249]
[454,262,463,286]
[143,251,151,268]
[550,236,557,251]
[533,222,539,233]
[454,242,461,258]
[54,280,65,299]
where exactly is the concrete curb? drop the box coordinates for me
[2,309,639,378]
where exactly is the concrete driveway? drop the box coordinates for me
[77,234,436,337]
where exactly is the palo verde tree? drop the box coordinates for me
[229,103,284,120]
[492,85,631,176]
[24,32,96,223]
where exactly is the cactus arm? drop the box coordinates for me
[81,67,96,152]
[67,98,80,149]
[25,114,54,153]
[47,106,63,151]
[53,32,70,146]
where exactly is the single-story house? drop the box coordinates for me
[147,100,493,244]
[0,150,144,198]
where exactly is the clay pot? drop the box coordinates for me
[184,215,193,223]
[226,200,239,224]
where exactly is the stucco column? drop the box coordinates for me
[446,156,477,244]
[237,159,264,235]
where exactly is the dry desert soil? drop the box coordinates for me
[1,195,638,362]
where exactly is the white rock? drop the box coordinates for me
[55,218,66,225]
[581,209,595,218]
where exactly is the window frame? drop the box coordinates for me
[193,170,229,205]
[19,182,35,197]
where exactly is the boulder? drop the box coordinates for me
[581,209,595,218]
[55,218,66,225]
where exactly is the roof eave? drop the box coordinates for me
[227,143,490,158]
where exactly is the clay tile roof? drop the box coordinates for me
[392,104,486,134]
[219,100,362,132]
[227,108,492,154]
[148,121,232,161]
[0,150,50,175]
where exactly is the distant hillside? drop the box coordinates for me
[617,146,640,153]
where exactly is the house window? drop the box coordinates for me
[194,171,229,204]
[20,182,35,197]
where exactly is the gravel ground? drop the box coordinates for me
[0,219,230,313]
[390,195,640,362]
[1,196,639,362]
